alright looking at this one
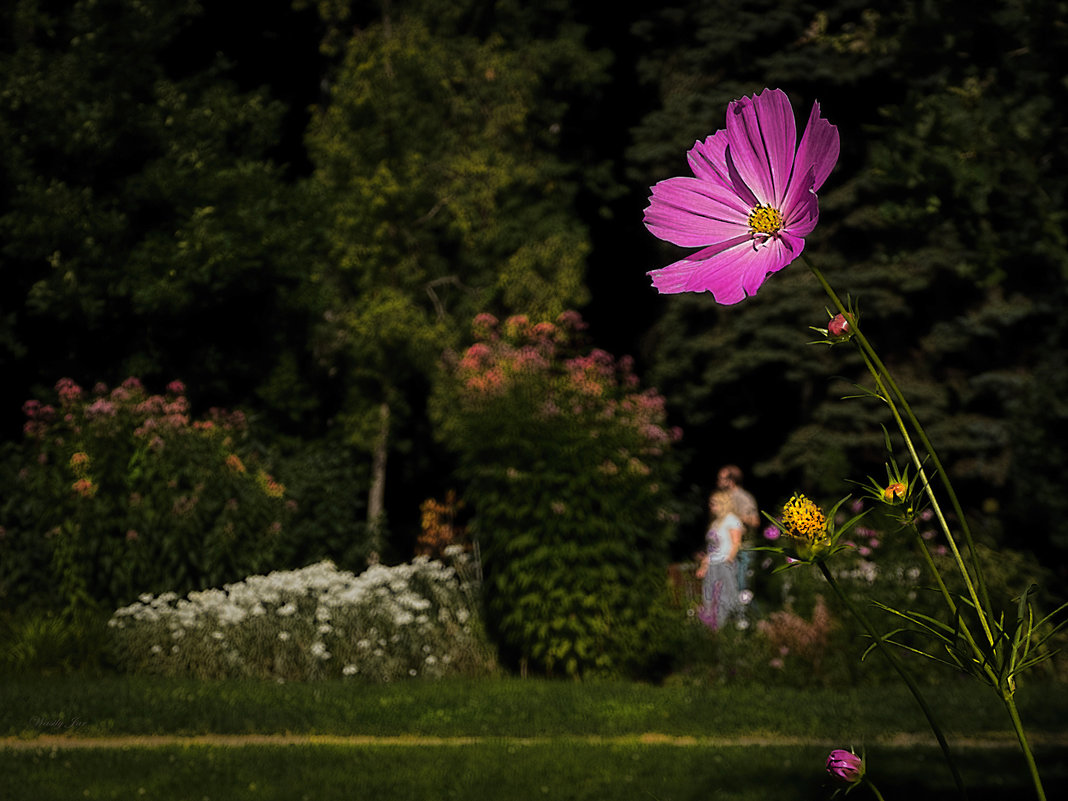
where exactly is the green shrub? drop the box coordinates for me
[432,312,681,678]
[106,555,496,681]
[270,436,376,571]
[0,609,108,675]
[0,378,293,613]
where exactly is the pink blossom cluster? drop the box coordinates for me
[21,377,253,448]
[19,377,259,486]
[453,311,680,457]
[24,378,205,440]
[21,399,57,438]
[457,314,565,399]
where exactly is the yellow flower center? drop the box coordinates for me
[780,494,827,541]
[748,204,784,235]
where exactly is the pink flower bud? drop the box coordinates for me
[827,314,850,337]
[826,749,864,784]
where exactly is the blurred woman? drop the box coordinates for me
[695,491,743,629]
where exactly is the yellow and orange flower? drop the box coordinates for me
[779,493,828,542]
[883,482,907,503]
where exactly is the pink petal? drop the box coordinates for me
[742,232,806,295]
[724,88,797,208]
[648,235,793,304]
[793,100,840,192]
[784,200,819,238]
[643,177,750,248]
[781,165,819,234]
[686,131,734,190]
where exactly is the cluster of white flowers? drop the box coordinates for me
[107,556,495,682]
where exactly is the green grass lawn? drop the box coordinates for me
[7,741,1066,801]
[2,675,1066,800]
[3,674,1068,738]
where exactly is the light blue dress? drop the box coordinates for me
[700,512,741,629]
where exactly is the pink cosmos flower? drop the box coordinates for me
[644,88,839,303]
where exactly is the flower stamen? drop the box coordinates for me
[747,204,784,235]
[780,493,827,541]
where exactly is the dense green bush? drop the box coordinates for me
[270,436,377,571]
[432,312,681,678]
[0,378,293,614]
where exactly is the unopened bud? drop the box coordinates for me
[828,314,850,337]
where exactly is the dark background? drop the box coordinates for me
[3,0,1066,577]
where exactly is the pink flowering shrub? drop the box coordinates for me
[2,378,293,613]
[432,311,681,678]
[758,595,836,675]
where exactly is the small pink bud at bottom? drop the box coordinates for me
[826,749,865,784]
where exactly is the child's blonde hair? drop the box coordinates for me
[708,490,736,521]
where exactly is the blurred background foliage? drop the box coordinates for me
[2,0,1067,675]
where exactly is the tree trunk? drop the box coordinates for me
[367,401,390,557]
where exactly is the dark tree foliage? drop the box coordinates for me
[301,0,616,549]
[2,0,1066,580]
[0,0,326,437]
[628,0,1068,568]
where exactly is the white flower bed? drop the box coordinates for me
[107,555,495,681]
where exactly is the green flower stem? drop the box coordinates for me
[805,257,1046,800]
[804,257,995,644]
[1004,692,1047,801]
[854,343,997,677]
[864,778,887,801]
[882,398,1001,687]
[816,561,968,800]
[854,350,958,613]
[907,525,959,616]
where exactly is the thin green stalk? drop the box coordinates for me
[816,562,968,800]
[854,350,958,615]
[865,779,887,801]
[1004,692,1047,801]
[854,346,997,665]
[805,257,994,638]
[805,257,1047,799]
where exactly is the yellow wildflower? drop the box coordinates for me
[780,493,828,541]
